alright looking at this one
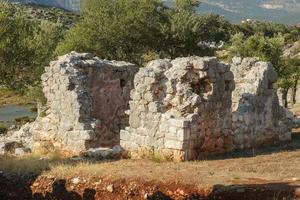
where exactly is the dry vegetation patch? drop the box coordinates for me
[0,88,30,106]
[1,145,300,187]
[1,138,300,199]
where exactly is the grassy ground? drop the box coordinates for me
[0,88,30,106]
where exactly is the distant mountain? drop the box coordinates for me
[8,0,300,24]
[196,0,300,24]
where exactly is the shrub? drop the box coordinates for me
[14,116,35,127]
[0,124,7,135]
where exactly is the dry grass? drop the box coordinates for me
[1,136,300,186]
[2,146,298,186]
[0,88,30,106]
[47,149,300,186]
[0,151,66,174]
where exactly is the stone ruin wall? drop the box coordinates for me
[231,57,292,150]
[28,52,138,153]
[120,57,235,160]
[121,57,292,160]
[0,53,293,159]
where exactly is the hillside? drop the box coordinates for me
[13,3,79,29]
[9,0,300,24]
[198,0,300,24]
[8,0,300,24]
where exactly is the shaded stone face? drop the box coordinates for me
[231,57,292,150]
[35,52,139,153]
[120,57,235,161]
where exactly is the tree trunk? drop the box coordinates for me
[292,79,299,105]
[282,89,288,108]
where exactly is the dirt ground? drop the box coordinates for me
[1,107,300,199]
[1,132,300,200]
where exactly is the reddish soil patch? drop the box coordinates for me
[1,173,300,200]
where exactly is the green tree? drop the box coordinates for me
[278,58,300,107]
[56,0,166,64]
[0,2,35,89]
[174,0,200,12]
[30,20,64,82]
[0,1,64,104]
[227,33,284,70]
[57,0,232,64]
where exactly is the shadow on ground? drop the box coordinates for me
[1,133,300,200]
[202,131,300,161]
[1,173,299,200]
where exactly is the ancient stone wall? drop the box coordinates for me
[22,52,138,153]
[0,54,293,159]
[120,57,235,161]
[231,57,292,150]
[121,57,293,160]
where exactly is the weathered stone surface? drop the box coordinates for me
[121,57,235,160]
[231,57,292,149]
[2,52,138,155]
[121,57,293,160]
[14,147,32,156]
[80,145,124,159]
[0,54,292,160]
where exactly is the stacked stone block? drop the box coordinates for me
[32,52,138,153]
[231,57,292,150]
[120,57,235,160]
[1,54,293,159]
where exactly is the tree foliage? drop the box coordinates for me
[56,0,166,64]
[227,33,284,70]
[226,31,300,107]
[56,0,232,64]
[0,1,64,92]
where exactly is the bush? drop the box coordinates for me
[56,0,232,65]
[0,1,64,92]
[0,124,7,135]
[14,116,35,127]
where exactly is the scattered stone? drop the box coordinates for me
[71,177,80,185]
[1,141,23,154]
[106,184,114,193]
[70,156,84,161]
[14,147,31,156]
[292,177,300,181]
[82,145,124,159]
[143,193,149,199]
